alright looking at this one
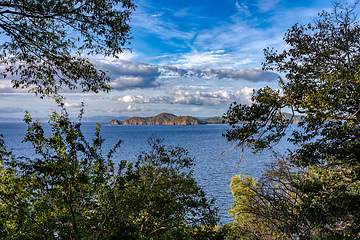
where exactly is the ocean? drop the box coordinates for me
[0,122,298,223]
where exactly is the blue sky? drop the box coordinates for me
[0,0,337,120]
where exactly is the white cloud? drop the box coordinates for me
[95,59,161,90]
[108,105,151,113]
[126,105,138,111]
[116,95,146,103]
[233,87,254,104]
[162,65,279,82]
[64,102,81,108]
[236,1,250,16]
[114,87,254,106]
[171,90,229,106]
[172,51,234,69]
[0,80,14,92]
[0,79,29,93]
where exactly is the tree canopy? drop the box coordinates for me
[223,1,360,238]
[0,0,135,97]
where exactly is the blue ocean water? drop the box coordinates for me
[0,122,298,223]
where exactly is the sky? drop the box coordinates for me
[0,0,337,120]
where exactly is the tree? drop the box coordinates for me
[226,157,326,240]
[0,107,223,239]
[0,0,135,97]
[223,1,360,238]
[120,138,223,239]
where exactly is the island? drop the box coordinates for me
[109,113,223,125]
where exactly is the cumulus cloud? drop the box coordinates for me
[115,87,254,106]
[95,59,161,91]
[161,65,278,82]
[125,105,140,112]
[64,102,82,108]
[171,91,230,105]
[162,66,188,76]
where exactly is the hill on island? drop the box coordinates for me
[109,113,207,125]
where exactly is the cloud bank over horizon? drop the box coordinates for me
[114,87,254,106]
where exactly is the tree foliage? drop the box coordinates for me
[0,108,223,239]
[223,1,360,238]
[226,156,358,240]
[0,0,135,96]
[227,158,303,240]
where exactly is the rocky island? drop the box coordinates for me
[109,113,202,125]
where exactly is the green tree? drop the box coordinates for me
[223,1,360,238]
[0,0,135,97]
[226,157,321,240]
[119,138,223,239]
[0,107,223,239]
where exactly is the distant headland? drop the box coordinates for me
[109,113,223,125]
